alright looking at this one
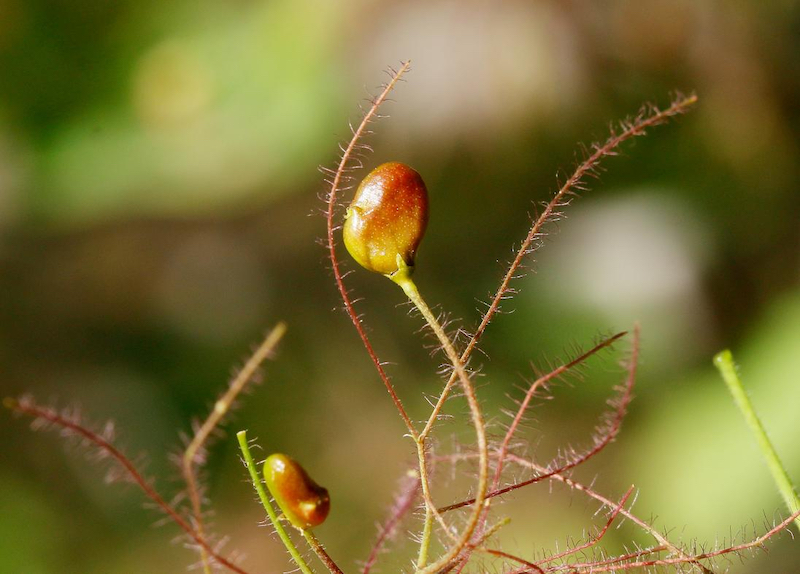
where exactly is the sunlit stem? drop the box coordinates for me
[236,431,314,574]
[415,445,435,568]
[389,259,489,572]
[714,350,800,532]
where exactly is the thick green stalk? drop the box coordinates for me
[714,350,800,532]
[236,431,314,574]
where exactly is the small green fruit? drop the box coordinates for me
[343,162,429,277]
[263,454,330,530]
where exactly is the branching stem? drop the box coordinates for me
[4,397,251,574]
[421,94,698,440]
[392,272,489,573]
[439,327,638,514]
[183,323,287,573]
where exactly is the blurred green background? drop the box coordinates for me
[1,0,799,572]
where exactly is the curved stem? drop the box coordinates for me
[460,332,626,564]
[414,441,438,566]
[412,439,460,567]
[391,272,489,572]
[714,350,800,532]
[325,61,417,439]
[439,327,638,514]
[236,431,313,574]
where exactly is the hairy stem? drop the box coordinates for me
[714,349,800,532]
[183,323,287,573]
[392,273,489,573]
[414,442,450,567]
[236,431,313,574]
[547,504,800,573]
[421,94,698,440]
[303,529,344,574]
[439,327,638,514]
[449,517,512,574]
[533,485,634,569]
[506,453,716,573]
[362,473,421,574]
[325,61,417,439]
[461,332,626,565]
[493,332,625,490]
[4,397,251,574]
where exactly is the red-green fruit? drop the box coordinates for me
[263,454,330,529]
[343,162,429,276]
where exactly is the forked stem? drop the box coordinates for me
[420,94,699,441]
[714,349,800,532]
[4,397,251,574]
[184,323,287,573]
[236,431,313,574]
[390,267,489,572]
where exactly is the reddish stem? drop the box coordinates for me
[533,506,800,573]
[324,61,417,438]
[531,485,635,570]
[6,398,250,574]
[362,474,422,574]
[422,94,698,438]
[494,332,626,494]
[439,327,639,513]
[482,549,545,573]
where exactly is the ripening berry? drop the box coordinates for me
[263,454,330,529]
[343,162,429,276]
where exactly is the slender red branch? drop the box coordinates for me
[494,332,626,494]
[422,94,698,438]
[557,545,669,570]
[504,452,718,573]
[523,485,635,571]
[5,397,250,574]
[325,61,417,438]
[453,332,626,569]
[481,549,545,573]
[304,529,345,574]
[439,327,639,513]
[536,507,800,572]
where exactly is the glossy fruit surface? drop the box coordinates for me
[263,453,330,529]
[343,162,429,276]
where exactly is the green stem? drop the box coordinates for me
[713,350,800,532]
[236,431,314,574]
[390,265,489,572]
[414,438,434,568]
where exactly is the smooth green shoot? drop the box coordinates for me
[236,431,314,574]
[714,350,800,532]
